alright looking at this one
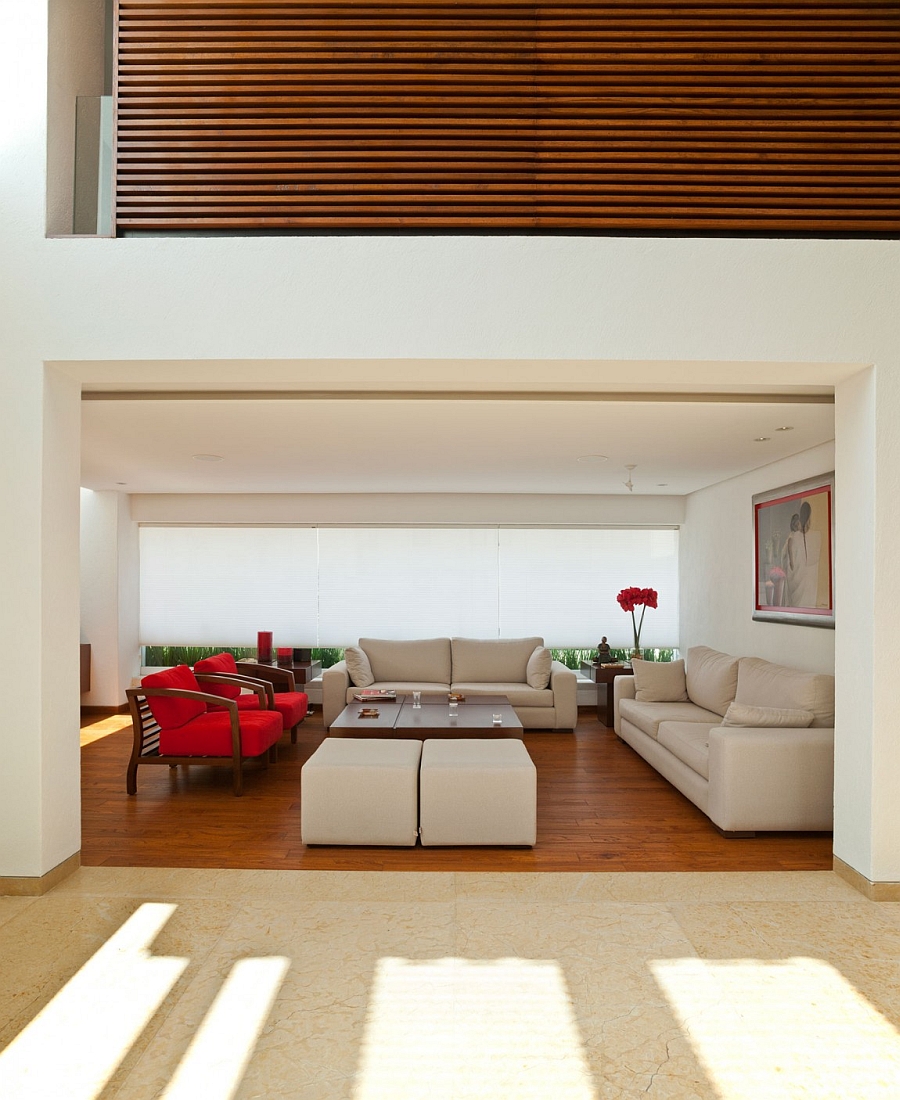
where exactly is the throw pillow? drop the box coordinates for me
[632,658,688,703]
[722,702,815,728]
[526,645,552,689]
[344,645,375,687]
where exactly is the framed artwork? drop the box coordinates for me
[752,472,835,628]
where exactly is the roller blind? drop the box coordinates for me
[139,526,319,645]
[499,527,678,646]
[139,525,679,647]
[115,0,900,233]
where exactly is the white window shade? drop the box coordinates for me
[499,528,679,648]
[316,528,499,645]
[139,527,318,646]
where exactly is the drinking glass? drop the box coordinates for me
[449,700,459,718]
[492,713,503,726]
[412,691,422,709]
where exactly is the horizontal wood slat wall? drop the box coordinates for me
[114,0,900,232]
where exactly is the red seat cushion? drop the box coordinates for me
[159,710,282,758]
[142,665,207,729]
[210,691,309,731]
[193,652,241,699]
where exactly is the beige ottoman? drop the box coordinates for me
[419,738,537,846]
[301,738,422,846]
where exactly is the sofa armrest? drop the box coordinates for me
[322,660,350,729]
[708,725,834,833]
[549,661,577,730]
[613,675,636,736]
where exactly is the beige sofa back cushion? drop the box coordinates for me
[451,637,543,684]
[360,637,452,685]
[633,658,688,702]
[686,646,740,717]
[735,657,835,728]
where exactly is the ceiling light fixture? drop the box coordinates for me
[192,453,223,462]
[775,425,794,432]
[624,464,637,492]
[576,454,608,462]
[753,437,771,443]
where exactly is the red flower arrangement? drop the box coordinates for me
[616,587,659,654]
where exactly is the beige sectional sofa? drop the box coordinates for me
[613,646,835,835]
[323,636,577,731]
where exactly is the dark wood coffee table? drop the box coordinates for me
[329,696,523,739]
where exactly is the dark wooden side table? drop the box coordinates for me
[581,661,635,728]
[236,660,322,690]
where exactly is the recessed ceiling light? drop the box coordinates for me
[657,483,668,487]
[775,425,794,432]
[576,454,608,463]
[192,453,223,462]
[116,481,127,485]
[753,437,771,442]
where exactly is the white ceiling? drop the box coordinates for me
[80,395,834,495]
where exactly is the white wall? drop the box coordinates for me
[130,492,685,526]
[46,0,106,235]
[680,442,835,673]
[79,488,139,706]
[3,6,900,882]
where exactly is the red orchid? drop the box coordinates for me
[616,586,659,652]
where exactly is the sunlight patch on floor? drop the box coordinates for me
[353,957,596,1100]
[160,955,289,1100]
[651,956,900,1099]
[80,713,131,748]
[0,903,187,1100]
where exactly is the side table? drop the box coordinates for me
[581,661,635,728]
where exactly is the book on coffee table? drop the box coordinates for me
[353,689,398,702]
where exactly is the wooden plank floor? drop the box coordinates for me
[80,707,833,872]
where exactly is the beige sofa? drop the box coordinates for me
[613,646,835,835]
[323,636,577,731]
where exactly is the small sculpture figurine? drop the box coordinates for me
[596,637,614,664]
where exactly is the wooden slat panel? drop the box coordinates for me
[114,0,900,232]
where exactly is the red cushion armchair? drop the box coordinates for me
[125,664,283,796]
[193,653,309,743]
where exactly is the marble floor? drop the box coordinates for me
[1,868,900,1098]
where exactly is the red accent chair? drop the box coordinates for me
[194,653,309,743]
[125,664,282,796]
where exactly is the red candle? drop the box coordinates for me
[276,647,293,667]
[257,631,273,663]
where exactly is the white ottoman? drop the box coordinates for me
[301,738,422,846]
[419,738,537,846]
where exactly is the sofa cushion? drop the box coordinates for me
[345,682,449,705]
[142,665,207,729]
[526,646,552,689]
[193,652,241,698]
[633,658,688,702]
[722,702,814,728]
[735,657,834,728]
[451,637,542,684]
[159,709,282,757]
[657,721,716,780]
[619,698,723,741]
[686,646,740,717]
[344,645,375,687]
[451,682,554,707]
[360,638,451,685]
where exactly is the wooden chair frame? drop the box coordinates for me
[226,662,306,744]
[125,677,273,797]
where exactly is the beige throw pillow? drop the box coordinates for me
[722,702,814,728]
[526,646,552,689]
[344,645,375,687]
[633,659,688,703]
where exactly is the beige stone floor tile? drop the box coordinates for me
[669,899,900,964]
[454,901,696,961]
[0,895,37,931]
[50,865,257,900]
